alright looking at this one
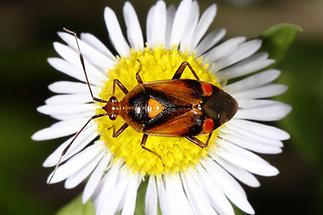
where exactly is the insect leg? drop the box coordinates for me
[108,123,129,138]
[205,132,213,146]
[135,59,144,84]
[47,113,108,184]
[140,134,165,166]
[113,79,128,96]
[63,28,107,103]
[172,61,200,80]
[186,132,213,148]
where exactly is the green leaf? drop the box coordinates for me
[57,195,95,215]
[135,178,148,215]
[277,41,323,165]
[261,23,302,62]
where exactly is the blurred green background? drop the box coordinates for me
[0,0,322,214]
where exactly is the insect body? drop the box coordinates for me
[49,29,238,183]
[102,61,238,160]
[106,77,237,138]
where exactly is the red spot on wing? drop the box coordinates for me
[203,118,214,133]
[202,83,213,96]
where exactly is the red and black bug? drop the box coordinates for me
[48,28,238,183]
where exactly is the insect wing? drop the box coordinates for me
[145,111,203,137]
[144,79,203,104]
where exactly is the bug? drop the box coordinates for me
[48,28,238,183]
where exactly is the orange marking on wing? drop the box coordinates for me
[203,118,214,133]
[147,98,164,118]
[202,83,213,96]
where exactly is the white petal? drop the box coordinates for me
[104,7,130,56]
[32,118,92,141]
[169,0,192,46]
[48,58,96,86]
[145,176,158,215]
[64,151,105,189]
[181,170,216,215]
[214,156,260,188]
[83,153,112,203]
[216,140,279,176]
[146,5,155,46]
[43,125,98,167]
[191,4,217,49]
[165,6,176,47]
[121,173,140,215]
[197,165,235,215]
[49,111,93,121]
[201,159,255,214]
[123,2,144,50]
[233,84,288,99]
[156,176,168,215]
[205,37,246,65]
[150,0,167,47]
[235,102,291,121]
[229,119,290,140]
[99,169,131,215]
[93,174,107,204]
[164,176,181,215]
[223,69,280,94]
[96,161,123,215]
[37,103,96,115]
[48,81,100,95]
[237,99,280,109]
[47,142,105,184]
[80,32,116,60]
[214,39,262,71]
[164,174,193,215]
[180,1,199,51]
[52,43,107,83]
[58,32,114,70]
[45,94,93,105]
[195,28,226,55]
[220,132,283,154]
[218,52,274,80]
[222,125,284,147]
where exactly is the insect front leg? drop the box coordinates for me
[135,60,146,91]
[113,79,128,96]
[140,134,165,167]
[172,61,200,80]
[108,123,129,138]
[135,59,144,84]
[186,132,213,148]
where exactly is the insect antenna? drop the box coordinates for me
[63,27,107,103]
[47,114,107,184]
[47,28,108,184]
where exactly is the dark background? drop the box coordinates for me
[0,0,322,214]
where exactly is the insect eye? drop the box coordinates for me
[109,114,117,120]
[109,96,118,103]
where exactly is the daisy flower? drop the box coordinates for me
[32,0,291,214]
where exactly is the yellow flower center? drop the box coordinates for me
[96,47,221,175]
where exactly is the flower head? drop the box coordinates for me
[32,0,291,214]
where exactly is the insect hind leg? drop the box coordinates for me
[140,134,165,167]
[186,132,213,148]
